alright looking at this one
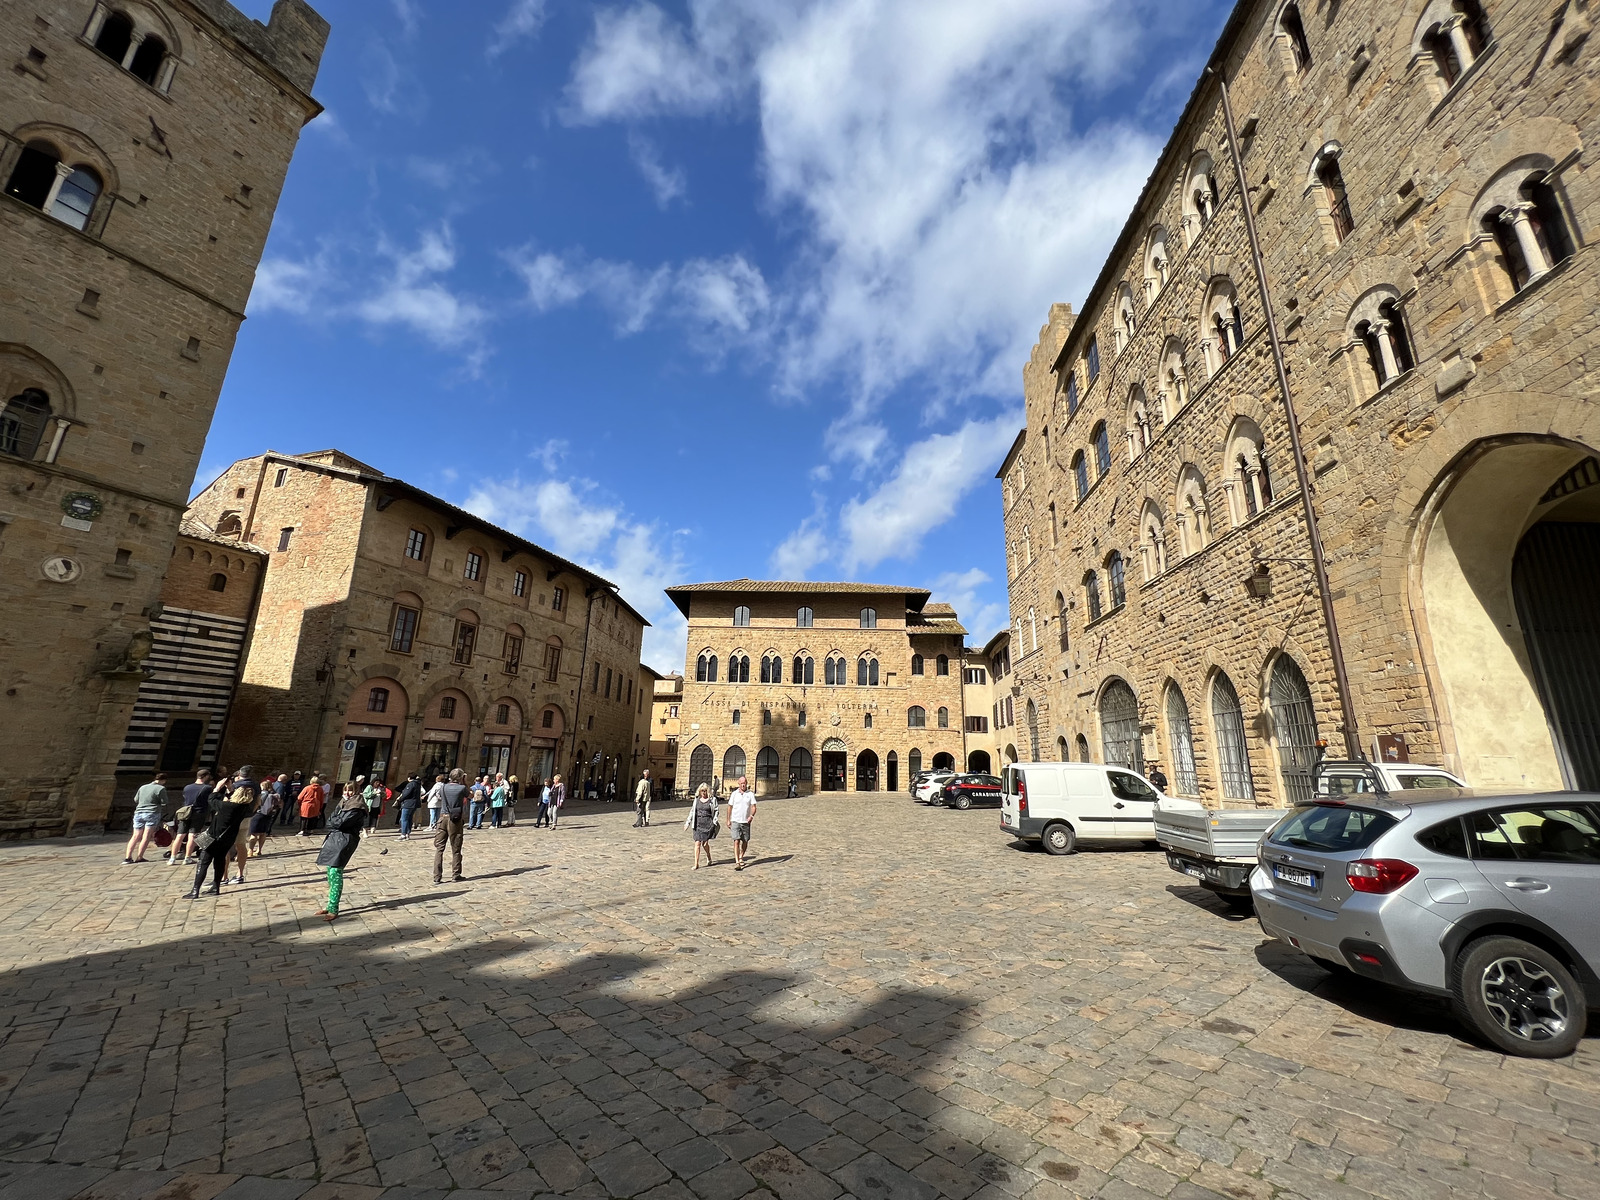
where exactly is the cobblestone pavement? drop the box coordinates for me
[0,794,1595,1200]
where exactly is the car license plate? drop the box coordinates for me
[1273,864,1317,889]
[1182,864,1206,880]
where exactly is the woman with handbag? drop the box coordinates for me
[685,783,719,869]
[316,793,368,921]
[182,775,259,898]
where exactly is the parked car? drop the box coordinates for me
[1252,789,1599,1057]
[938,773,1003,809]
[914,772,956,804]
[1156,760,1468,903]
[908,770,938,796]
[999,762,1162,853]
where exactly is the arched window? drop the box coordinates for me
[1417,0,1491,92]
[860,607,877,629]
[1057,736,1069,761]
[1071,451,1089,502]
[793,655,814,684]
[1106,551,1127,609]
[937,706,949,729]
[789,747,813,782]
[1114,284,1137,354]
[936,654,949,676]
[1316,147,1355,242]
[1139,502,1167,581]
[869,658,879,685]
[1099,680,1143,771]
[733,605,750,627]
[129,34,167,85]
[1175,465,1211,556]
[1064,370,1080,416]
[761,654,781,683]
[824,656,837,686]
[1160,340,1189,418]
[696,652,718,683]
[1028,608,1038,652]
[728,653,750,683]
[1092,422,1112,478]
[367,687,390,713]
[865,713,873,729]
[797,605,813,627]
[1269,656,1320,805]
[0,389,52,460]
[908,706,926,728]
[1144,227,1169,301]
[1076,734,1091,762]
[1056,591,1070,651]
[857,657,868,686]
[1211,672,1254,801]
[209,572,227,592]
[908,749,922,777]
[4,143,103,231]
[1351,289,1417,391]
[1084,571,1103,622]
[1279,3,1312,72]
[723,745,747,781]
[1203,280,1245,374]
[1165,684,1200,795]
[756,746,780,780]
[1183,154,1219,245]
[911,653,924,675]
[1222,417,1273,524]
[1125,385,1153,461]
[94,11,135,61]
[1482,172,1575,294]
[1085,337,1100,384]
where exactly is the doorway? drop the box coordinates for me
[855,750,878,791]
[821,752,847,791]
[886,751,898,793]
[931,752,955,771]
[342,736,393,784]
[418,736,459,780]
[1514,521,1600,788]
[480,740,512,777]
[966,749,991,774]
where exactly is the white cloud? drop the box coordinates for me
[509,248,767,351]
[248,255,328,316]
[391,0,421,37]
[929,567,1008,645]
[489,0,547,57]
[532,438,569,471]
[769,512,829,579]
[462,476,688,672]
[564,0,1163,406]
[837,416,1016,571]
[356,227,490,358]
[628,133,688,207]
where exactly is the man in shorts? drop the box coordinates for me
[124,771,169,864]
[172,768,214,866]
[726,775,757,871]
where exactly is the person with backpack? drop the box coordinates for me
[432,768,471,884]
[171,768,214,867]
[394,773,423,839]
[316,789,369,922]
[183,768,260,898]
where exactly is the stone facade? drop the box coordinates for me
[646,672,683,796]
[186,450,648,795]
[108,519,264,821]
[666,581,966,796]
[0,0,326,836]
[1003,0,1600,806]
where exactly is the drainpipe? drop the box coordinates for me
[1213,68,1361,758]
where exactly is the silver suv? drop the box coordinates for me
[1252,790,1600,1057]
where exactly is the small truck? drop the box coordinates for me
[1154,759,1467,904]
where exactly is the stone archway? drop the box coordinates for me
[966,749,992,774]
[855,749,878,791]
[1415,437,1600,788]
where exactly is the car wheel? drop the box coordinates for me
[1451,936,1587,1058]
[1041,822,1076,855]
[953,794,972,810]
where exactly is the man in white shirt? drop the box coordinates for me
[726,775,757,871]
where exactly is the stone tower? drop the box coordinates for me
[0,0,328,836]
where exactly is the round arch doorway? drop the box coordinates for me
[855,749,878,791]
[1418,438,1600,789]
[966,749,992,773]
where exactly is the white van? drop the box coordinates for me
[999,762,1163,854]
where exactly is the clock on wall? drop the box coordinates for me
[60,492,103,521]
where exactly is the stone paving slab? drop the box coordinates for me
[0,796,1594,1200]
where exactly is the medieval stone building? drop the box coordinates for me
[0,0,327,835]
[1004,0,1600,806]
[666,582,967,795]
[187,450,649,796]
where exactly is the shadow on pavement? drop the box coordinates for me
[1163,883,1256,922]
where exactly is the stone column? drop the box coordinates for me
[1501,202,1549,280]
[120,30,146,70]
[41,161,75,214]
[1442,14,1475,72]
[1370,318,1401,381]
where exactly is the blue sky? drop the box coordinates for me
[208,0,1233,669]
